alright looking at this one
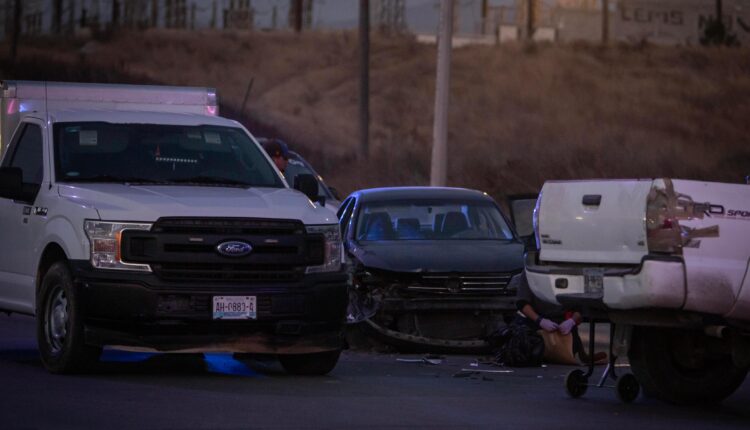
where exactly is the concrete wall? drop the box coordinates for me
[614,0,750,45]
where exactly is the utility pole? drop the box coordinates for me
[10,0,21,63]
[430,0,453,187]
[152,0,159,28]
[359,0,370,159]
[290,0,303,32]
[53,0,63,33]
[526,0,534,41]
[602,0,609,44]
[716,0,724,28]
[111,0,120,28]
[68,0,75,33]
[481,0,488,35]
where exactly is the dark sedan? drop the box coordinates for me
[337,187,526,352]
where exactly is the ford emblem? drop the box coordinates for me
[216,241,253,257]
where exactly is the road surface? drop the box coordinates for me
[1,314,748,429]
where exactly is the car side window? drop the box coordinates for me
[8,123,44,186]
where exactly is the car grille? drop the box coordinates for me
[403,273,516,296]
[120,217,324,284]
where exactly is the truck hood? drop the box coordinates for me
[349,240,524,273]
[58,184,337,225]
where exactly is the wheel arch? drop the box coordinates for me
[35,243,70,303]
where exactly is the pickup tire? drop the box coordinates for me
[278,350,341,375]
[37,261,101,374]
[629,326,748,404]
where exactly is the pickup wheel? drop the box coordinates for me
[629,326,748,405]
[278,350,342,376]
[37,262,101,374]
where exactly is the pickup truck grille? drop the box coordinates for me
[403,273,516,296]
[121,217,323,284]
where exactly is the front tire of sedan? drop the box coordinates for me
[37,261,101,374]
[278,350,342,376]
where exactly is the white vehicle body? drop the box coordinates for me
[526,178,750,403]
[0,81,347,375]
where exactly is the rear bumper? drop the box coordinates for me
[70,260,348,353]
[525,251,686,311]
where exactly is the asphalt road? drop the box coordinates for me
[1,313,749,430]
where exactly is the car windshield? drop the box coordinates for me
[53,122,284,188]
[355,199,514,241]
[284,157,333,199]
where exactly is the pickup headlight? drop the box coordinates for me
[84,221,152,271]
[305,224,343,273]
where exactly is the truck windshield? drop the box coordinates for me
[355,199,514,241]
[53,122,284,188]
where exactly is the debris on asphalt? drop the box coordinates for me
[453,368,514,378]
[395,354,444,365]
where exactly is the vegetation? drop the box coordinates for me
[3,30,750,201]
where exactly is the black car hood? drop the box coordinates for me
[348,240,525,273]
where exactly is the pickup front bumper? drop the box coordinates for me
[524,251,687,311]
[69,260,348,354]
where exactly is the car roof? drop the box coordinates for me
[350,186,495,203]
[47,109,240,127]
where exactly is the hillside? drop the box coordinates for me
[3,30,750,200]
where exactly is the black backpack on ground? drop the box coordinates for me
[494,323,545,367]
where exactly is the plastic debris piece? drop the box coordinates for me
[396,356,443,365]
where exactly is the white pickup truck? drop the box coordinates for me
[526,178,750,404]
[0,81,347,375]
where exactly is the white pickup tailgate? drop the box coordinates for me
[538,180,652,264]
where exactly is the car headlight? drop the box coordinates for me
[84,220,152,271]
[305,224,343,273]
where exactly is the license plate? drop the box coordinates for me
[583,269,604,295]
[212,296,256,320]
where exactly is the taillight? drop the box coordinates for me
[646,180,683,254]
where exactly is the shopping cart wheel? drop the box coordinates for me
[565,369,589,398]
[616,373,640,403]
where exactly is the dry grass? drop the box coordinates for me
[3,30,750,201]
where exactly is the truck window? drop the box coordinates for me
[52,123,284,188]
[8,123,44,186]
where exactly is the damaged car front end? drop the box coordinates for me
[338,187,526,352]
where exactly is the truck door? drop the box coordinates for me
[0,121,46,314]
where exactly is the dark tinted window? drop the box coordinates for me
[9,124,44,185]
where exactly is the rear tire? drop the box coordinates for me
[279,350,342,375]
[628,326,747,404]
[37,262,101,374]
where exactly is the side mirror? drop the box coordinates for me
[0,167,22,201]
[294,174,320,202]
